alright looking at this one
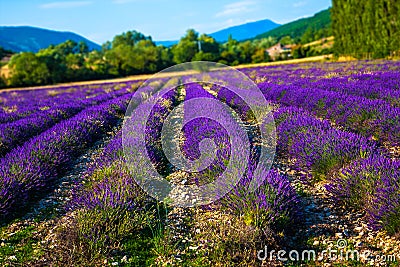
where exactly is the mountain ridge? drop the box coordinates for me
[209,19,280,42]
[0,26,101,53]
[156,19,280,46]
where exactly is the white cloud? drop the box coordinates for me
[40,1,92,9]
[215,0,256,18]
[293,1,307,8]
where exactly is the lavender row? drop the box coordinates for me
[274,106,379,180]
[69,130,148,214]
[182,83,231,185]
[259,71,400,107]
[0,93,133,218]
[326,155,400,234]
[0,81,137,124]
[0,87,71,123]
[70,84,180,211]
[242,62,400,106]
[0,89,129,157]
[144,85,180,175]
[0,79,168,218]
[207,83,398,232]
[274,106,399,233]
[308,73,400,106]
[184,82,301,228]
[242,60,400,82]
[189,73,387,174]
[258,81,400,146]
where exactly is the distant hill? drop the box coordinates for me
[253,8,331,43]
[209,19,280,42]
[0,26,101,52]
[156,19,280,46]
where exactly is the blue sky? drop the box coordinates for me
[0,0,331,44]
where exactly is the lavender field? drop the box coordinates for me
[0,60,399,266]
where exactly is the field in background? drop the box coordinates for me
[0,55,338,92]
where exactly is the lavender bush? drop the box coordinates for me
[276,107,378,180]
[225,169,302,231]
[326,155,400,233]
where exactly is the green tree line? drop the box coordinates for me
[0,30,277,88]
[254,8,332,44]
[332,0,400,58]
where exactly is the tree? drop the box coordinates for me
[157,46,173,70]
[256,37,277,49]
[219,50,239,65]
[251,48,269,63]
[111,30,150,48]
[279,36,294,45]
[172,29,199,63]
[238,41,255,63]
[193,34,220,61]
[78,41,89,54]
[332,0,400,58]
[300,28,314,44]
[0,75,7,88]
[104,32,172,75]
[105,44,134,75]
[86,50,112,78]
[65,53,87,81]
[36,40,91,83]
[181,29,198,42]
[219,36,241,65]
[8,52,51,86]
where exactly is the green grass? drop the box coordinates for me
[118,228,157,266]
[0,224,43,265]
